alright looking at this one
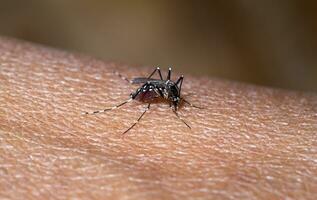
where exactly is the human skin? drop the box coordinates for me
[0,37,316,200]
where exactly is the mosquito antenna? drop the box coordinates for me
[167,67,172,80]
[173,110,191,129]
[123,103,151,134]
[83,98,132,115]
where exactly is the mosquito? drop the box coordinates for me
[84,67,201,134]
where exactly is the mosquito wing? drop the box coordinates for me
[131,77,163,84]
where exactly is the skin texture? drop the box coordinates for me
[0,37,316,200]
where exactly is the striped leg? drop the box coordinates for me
[83,98,132,115]
[123,103,151,135]
[147,67,163,80]
[182,99,203,109]
[175,75,184,96]
[166,67,171,80]
[114,71,131,83]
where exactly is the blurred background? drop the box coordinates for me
[0,0,316,92]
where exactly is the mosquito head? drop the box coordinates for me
[166,81,181,110]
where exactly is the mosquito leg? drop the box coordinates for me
[147,67,163,80]
[122,103,151,135]
[131,83,147,99]
[114,71,131,83]
[175,75,184,96]
[153,86,165,99]
[182,99,203,109]
[83,98,133,115]
[172,109,191,129]
[167,67,172,80]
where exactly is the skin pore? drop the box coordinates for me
[0,37,316,199]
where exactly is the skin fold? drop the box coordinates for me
[0,37,316,200]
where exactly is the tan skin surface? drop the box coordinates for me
[0,37,316,200]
